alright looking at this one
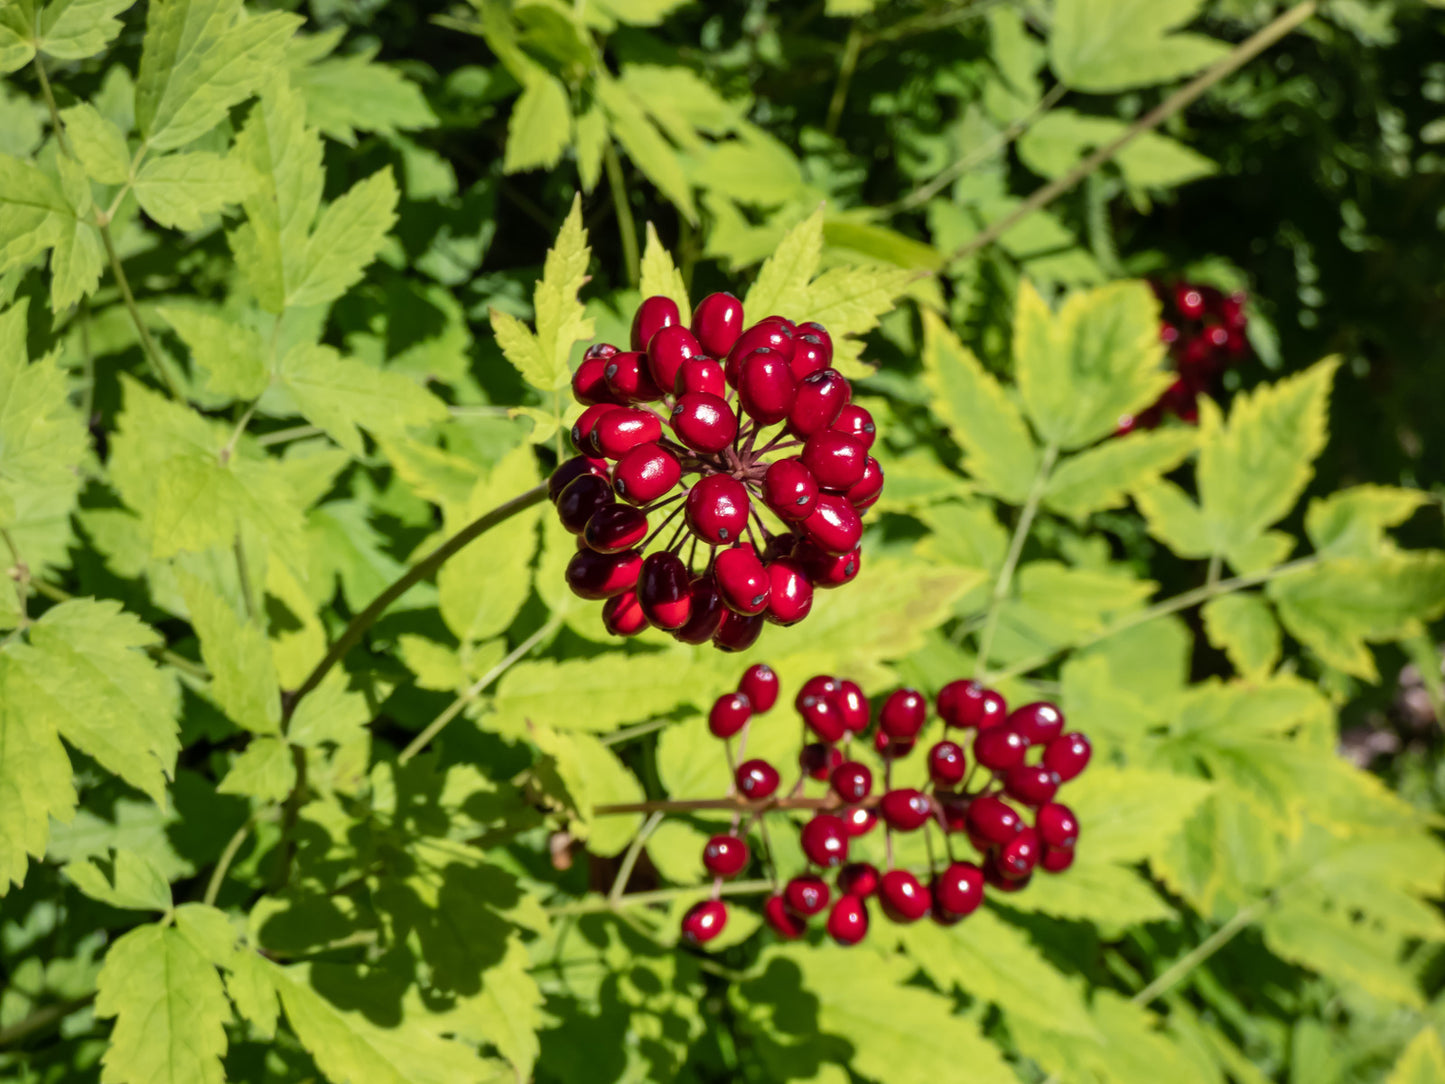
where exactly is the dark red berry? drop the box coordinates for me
[556,473,615,533]
[803,493,862,556]
[1041,845,1075,873]
[795,675,840,706]
[739,663,779,713]
[671,393,738,454]
[1035,803,1078,848]
[762,458,819,522]
[1004,765,1059,807]
[830,761,872,803]
[837,862,879,898]
[974,727,1028,771]
[594,407,662,459]
[799,693,846,743]
[832,404,875,451]
[827,894,868,945]
[927,740,967,787]
[879,789,932,831]
[841,805,877,836]
[735,758,780,799]
[796,540,860,587]
[674,356,726,398]
[784,874,831,917]
[572,403,621,455]
[584,342,619,363]
[879,870,930,923]
[680,898,726,944]
[966,794,1022,844]
[604,351,663,402]
[673,574,726,644]
[937,794,969,833]
[764,894,807,938]
[715,546,770,616]
[686,475,749,545]
[1009,702,1064,746]
[765,559,813,626]
[726,323,794,385]
[602,591,647,636]
[797,322,832,364]
[997,826,1040,880]
[583,504,648,554]
[572,355,616,405]
[703,834,749,877]
[738,351,797,425]
[985,856,1032,893]
[549,456,609,503]
[713,609,764,652]
[631,295,679,351]
[638,552,692,630]
[708,692,752,738]
[936,679,982,727]
[801,431,867,492]
[873,730,915,760]
[932,862,984,917]
[565,548,641,600]
[834,680,870,732]
[1174,283,1206,321]
[799,741,843,780]
[1042,732,1092,782]
[788,368,850,437]
[976,689,1008,729]
[846,458,884,512]
[646,324,700,391]
[691,292,745,358]
[790,334,829,380]
[800,814,849,867]
[612,443,680,505]
[879,688,927,739]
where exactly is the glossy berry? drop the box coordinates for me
[548,455,608,502]
[764,894,807,938]
[879,870,931,923]
[565,548,641,600]
[674,356,726,397]
[799,741,843,780]
[671,393,738,454]
[803,493,862,555]
[715,546,770,616]
[801,431,867,492]
[975,689,1008,729]
[631,295,679,351]
[827,895,868,945]
[572,403,621,456]
[646,324,700,391]
[571,355,615,405]
[927,740,967,787]
[790,334,829,380]
[762,458,819,522]
[594,408,662,459]
[841,805,878,837]
[985,857,1031,893]
[613,443,680,505]
[584,504,648,554]
[602,591,647,636]
[846,458,884,512]
[795,675,840,707]
[932,862,984,918]
[691,292,745,357]
[638,553,691,630]
[879,789,932,831]
[674,575,726,644]
[798,692,846,743]
[702,834,750,878]
[713,609,764,652]
[966,794,1023,844]
[873,730,915,760]
[708,692,752,738]
[1042,732,1092,782]
[738,351,798,425]
[765,559,813,626]
[837,863,879,899]
[1009,702,1064,746]
[800,814,849,867]
[997,827,1040,880]
[556,473,614,533]
[830,761,873,803]
[687,475,750,545]
[680,899,727,944]
[832,404,876,451]
[974,727,1028,771]
[1004,765,1059,807]
[739,663,779,712]
[1035,802,1079,848]
[797,541,860,588]
[726,323,793,384]
[879,688,927,739]
[788,368,850,436]
[604,351,663,402]
[784,874,831,917]
[936,679,983,727]
[835,680,870,732]
[1175,284,1207,321]
[735,758,780,800]
[797,322,832,360]
[1041,845,1075,873]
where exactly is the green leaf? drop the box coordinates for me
[1196,358,1339,559]
[1268,553,1445,680]
[1202,593,1280,678]
[157,306,270,400]
[639,221,690,321]
[1050,0,1230,93]
[217,735,296,802]
[504,73,571,174]
[534,195,593,388]
[803,264,914,377]
[492,651,693,737]
[133,151,255,231]
[49,213,104,312]
[31,0,136,59]
[0,153,68,275]
[1015,279,1171,450]
[276,342,446,456]
[596,72,698,223]
[135,0,299,151]
[1044,428,1197,520]
[0,8,35,73]
[744,208,822,323]
[225,950,279,1039]
[595,0,694,26]
[1386,1028,1445,1084]
[1305,485,1428,559]
[60,102,132,184]
[96,922,230,1084]
[531,725,643,855]
[1066,766,1213,863]
[1019,110,1216,188]
[290,40,436,145]
[288,168,398,308]
[63,848,172,912]
[1133,477,1212,558]
[1261,899,1423,1006]
[1013,991,1216,1084]
[1005,856,1174,926]
[920,309,1039,501]
[0,653,76,893]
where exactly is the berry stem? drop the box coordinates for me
[608,810,665,904]
[1129,897,1272,1007]
[641,492,685,515]
[639,502,688,551]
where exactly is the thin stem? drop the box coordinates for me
[824,24,863,136]
[397,614,561,764]
[603,140,640,287]
[975,444,1058,680]
[940,1,1319,267]
[256,424,322,447]
[1131,898,1270,1007]
[98,221,185,400]
[203,809,269,907]
[601,717,670,746]
[1206,553,1223,588]
[609,811,664,904]
[284,484,548,720]
[232,534,255,622]
[1,527,30,627]
[220,402,259,465]
[0,994,95,1049]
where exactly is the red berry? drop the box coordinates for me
[715,546,770,615]
[765,558,813,626]
[548,455,609,502]
[837,862,879,898]
[879,788,932,831]
[879,869,930,923]
[841,805,877,836]
[713,609,764,652]
[671,393,738,454]
[1041,845,1075,873]
[680,898,727,944]
[673,574,726,644]
[830,761,872,803]
[594,407,662,459]
[801,431,867,492]
[1035,802,1079,848]
[966,795,1022,844]
[846,457,884,512]
[556,473,614,533]
[764,894,807,938]
[565,548,641,600]
[1174,284,1206,321]
[638,552,692,630]
[800,814,849,867]
[974,727,1028,771]
[602,591,647,636]
[832,404,875,451]
[583,504,648,554]
[834,680,870,732]
[927,740,967,787]
[790,334,829,380]
[604,351,663,402]
[612,443,680,505]
[985,857,1031,893]
[796,540,860,587]
[584,342,619,363]
[687,475,750,545]
[674,356,726,398]
[797,322,832,364]
[803,493,862,555]
[631,295,679,351]
[799,693,846,743]
[997,826,1040,880]
[1009,702,1064,746]
[725,323,794,385]
[646,324,701,391]
[572,355,616,405]
[873,730,915,760]
[879,688,927,739]
[795,675,840,708]
[937,794,969,834]
[1042,732,1092,781]
[708,692,752,738]
[788,368,850,437]
[738,350,797,425]
[936,679,982,727]
[1004,765,1059,807]
[572,403,621,455]
[827,894,868,945]
[691,292,745,358]
[739,663,779,713]
[784,874,831,917]
[702,834,749,878]
[762,458,819,522]
[799,741,843,780]
[735,758,780,799]
[932,862,984,917]
[976,689,1008,729]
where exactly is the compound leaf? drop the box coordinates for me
[133,151,255,231]
[1050,0,1229,93]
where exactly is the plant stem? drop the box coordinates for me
[1,527,30,627]
[603,140,640,287]
[940,0,1319,267]
[975,443,1058,680]
[608,810,664,904]
[601,717,670,745]
[284,484,548,721]
[1131,898,1270,1007]
[0,994,95,1049]
[203,809,269,907]
[824,24,862,136]
[396,614,561,764]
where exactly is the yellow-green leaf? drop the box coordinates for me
[1044,428,1196,520]
[1202,593,1280,678]
[639,221,691,321]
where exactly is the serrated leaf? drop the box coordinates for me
[60,102,131,184]
[1202,593,1280,678]
[133,151,255,231]
[803,263,914,377]
[0,651,76,893]
[1019,110,1216,187]
[217,735,296,802]
[1013,991,1215,1084]
[1044,428,1196,520]
[1387,1027,1445,1084]
[290,41,436,145]
[179,569,280,735]
[277,342,445,456]
[744,208,822,321]
[1305,484,1428,559]
[493,651,696,737]
[157,306,270,400]
[49,213,104,312]
[1262,899,1422,1006]
[0,153,68,275]
[289,168,397,308]
[1050,0,1230,93]
[489,307,549,391]
[920,309,1038,501]
[504,73,571,174]
[95,923,230,1084]
[595,72,697,223]
[1006,856,1174,926]
[32,0,135,59]
[639,221,690,321]
[531,726,643,855]
[1066,765,1213,863]
[135,0,298,151]
[533,195,593,392]
[1133,477,1212,558]
[225,950,279,1039]
[63,848,172,912]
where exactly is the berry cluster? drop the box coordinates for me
[1118,280,1250,433]
[548,294,882,650]
[679,665,1093,947]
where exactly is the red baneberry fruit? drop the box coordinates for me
[708,692,752,738]
[837,862,879,898]
[691,292,744,358]
[612,443,680,505]
[800,814,849,867]
[974,727,1028,772]
[830,761,873,803]
[765,559,813,626]
[879,870,930,923]
[674,575,726,645]
[788,369,849,436]
[832,404,875,451]
[841,805,878,836]
[800,742,843,780]
[764,894,807,938]
[638,552,691,630]
[927,740,967,787]
[646,324,701,391]
[557,473,616,534]
[715,546,770,615]
[584,504,649,554]
[702,834,749,878]
[784,874,831,917]
[604,351,663,402]
[571,403,620,456]
[762,458,820,522]
[1008,702,1064,746]
[680,899,727,944]
[686,475,749,545]
[565,549,641,600]
[739,663,779,712]
[594,407,662,459]
[997,827,1040,880]
[846,458,884,512]
[966,794,1022,844]
[835,680,870,732]
[601,591,646,636]
[932,862,984,918]
[632,295,679,351]
[674,356,726,398]
[827,895,868,945]
[879,688,927,739]
[738,351,798,426]
[713,609,764,652]
[1042,732,1092,781]
[735,758,780,800]
[803,493,862,555]
[1003,765,1059,808]
[671,393,738,454]
[796,540,860,588]
[549,455,608,502]
[879,789,932,831]
[799,692,846,743]
[1035,803,1079,848]
[1041,846,1075,873]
